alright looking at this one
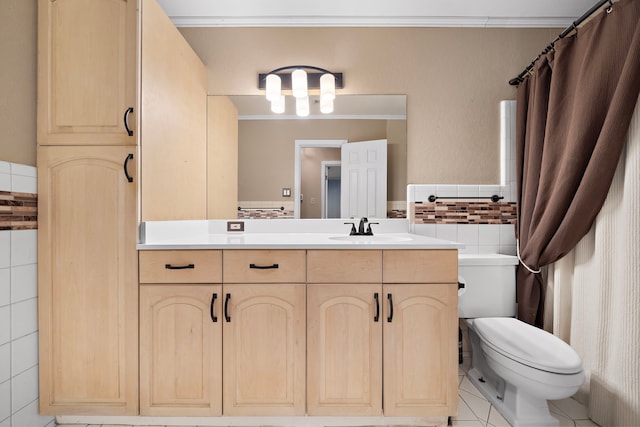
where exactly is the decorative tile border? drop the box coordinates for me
[387,209,407,219]
[0,190,38,230]
[237,208,294,219]
[413,200,517,224]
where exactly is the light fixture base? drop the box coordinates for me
[258,72,343,91]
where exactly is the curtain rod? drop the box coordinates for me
[508,0,613,86]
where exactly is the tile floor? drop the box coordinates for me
[54,359,601,427]
[453,357,600,427]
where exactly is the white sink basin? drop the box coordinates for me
[329,235,413,243]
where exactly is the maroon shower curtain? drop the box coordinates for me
[515,0,640,326]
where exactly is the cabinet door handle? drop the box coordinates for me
[164,263,195,270]
[224,293,231,322]
[123,153,134,183]
[124,107,134,136]
[210,293,218,323]
[374,292,380,322]
[249,263,279,269]
[387,293,394,323]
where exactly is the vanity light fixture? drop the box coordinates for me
[258,65,343,116]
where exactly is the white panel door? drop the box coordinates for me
[340,139,387,219]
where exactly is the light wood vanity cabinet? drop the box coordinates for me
[37,0,211,416]
[139,250,223,416]
[382,250,459,417]
[307,250,383,416]
[137,248,457,419]
[38,146,138,415]
[307,249,458,417]
[222,250,306,416]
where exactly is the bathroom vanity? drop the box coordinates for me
[131,221,460,425]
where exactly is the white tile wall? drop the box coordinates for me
[413,220,516,255]
[0,162,53,427]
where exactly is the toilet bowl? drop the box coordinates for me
[459,255,585,427]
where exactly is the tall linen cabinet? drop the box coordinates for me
[37,0,207,415]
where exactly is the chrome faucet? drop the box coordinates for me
[344,217,379,236]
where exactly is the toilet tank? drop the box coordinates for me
[458,254,518,318]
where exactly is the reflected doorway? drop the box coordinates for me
[321,161,342,219]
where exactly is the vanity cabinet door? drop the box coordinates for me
[139,285,222,416]
[222,284,306,415]
[37,145,138,415]
[307,284,382,416]
[37,0,137,145]
[382,283,458,417]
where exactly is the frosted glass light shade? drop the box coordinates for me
[320,73,336,101]
[292,69,308,99]
[296,96,310,117]
[271,95,285,114]
[265,74,281,101]
[320,97,334,114]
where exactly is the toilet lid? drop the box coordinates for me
[472,317,583,374]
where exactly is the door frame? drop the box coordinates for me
[320,160,342,219]
[294,140,347,219]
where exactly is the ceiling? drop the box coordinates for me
[156,0,598,28]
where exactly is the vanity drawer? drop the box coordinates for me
[223,250,306,283]
[307,250,382,283]
[383,250,458,283]
[139,250,222,283]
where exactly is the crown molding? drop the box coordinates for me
[169,16,574,28]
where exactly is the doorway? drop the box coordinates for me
[294,140,347,219]
[321,161,342,218]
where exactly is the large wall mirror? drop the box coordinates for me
[230,94,407,219]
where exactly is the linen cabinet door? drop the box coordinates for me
[37,146,138,415]
[383,283,458,417]
[307,284,382,416]
[37,0,137,145]
[222,284,306,416]
[140,285,222,416]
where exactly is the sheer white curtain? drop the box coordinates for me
[546,95,640,426]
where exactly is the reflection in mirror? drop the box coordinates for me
[232,95,407,219]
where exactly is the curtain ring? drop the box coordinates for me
[606,0,613,13]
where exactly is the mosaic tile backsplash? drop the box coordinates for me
[413,200,517,224]
[408,184,518,255]
[0,162,37,231]
[0,191,37,231]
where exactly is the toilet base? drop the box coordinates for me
[467,368,560,427]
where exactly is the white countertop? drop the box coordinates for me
[137,219,463,250]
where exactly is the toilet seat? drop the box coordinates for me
[471,317,582,374]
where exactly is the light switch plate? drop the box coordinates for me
[282,188,291,197]
[227,221,244,232]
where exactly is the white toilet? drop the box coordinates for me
[458,254,585,427]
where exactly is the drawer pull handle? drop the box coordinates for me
[224,293,231,322]
[165,263,195,270]
[374,292,380,322]
[387,293,394,323]
[249,263,279,269]
[210,293,218,323]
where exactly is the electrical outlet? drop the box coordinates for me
[227,221,244,232]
